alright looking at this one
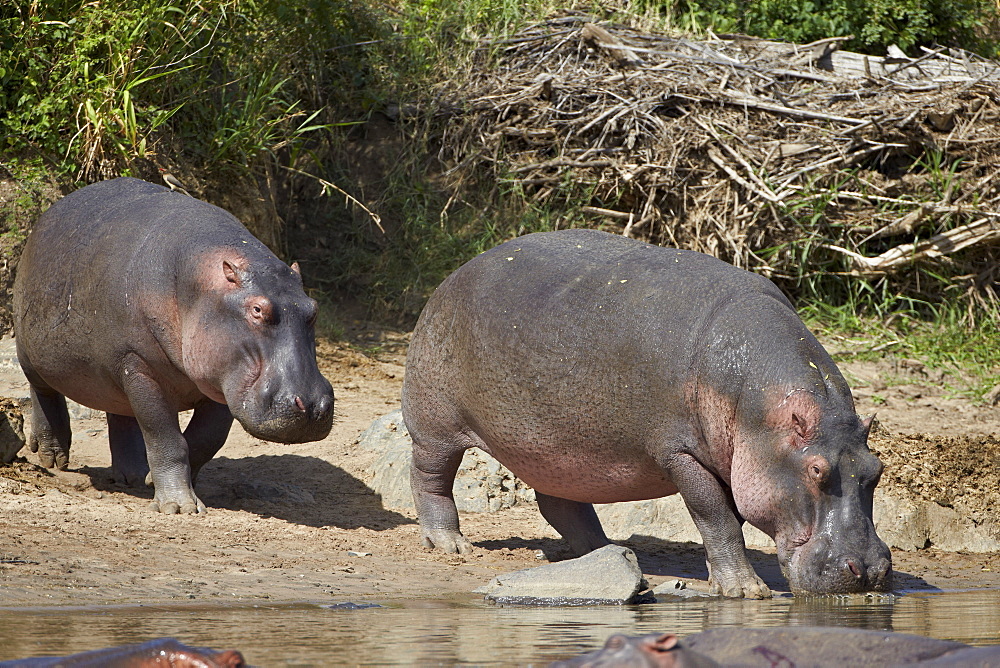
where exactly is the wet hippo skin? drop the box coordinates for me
[402,229,891,598]
[0,638,246,667]
[550,627,1000,667]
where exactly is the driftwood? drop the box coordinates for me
[435,12,1000,304]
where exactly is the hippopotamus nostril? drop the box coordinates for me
[313,394,333,420]
[868,558,892,587]
[294,396,306,413]
[846,558,863,579]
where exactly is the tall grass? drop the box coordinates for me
[1,0,385,180]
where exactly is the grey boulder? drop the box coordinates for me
[474,544,652,605]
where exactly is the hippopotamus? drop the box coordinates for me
[13,177,334,514]
[402,229,891,597]
[0,638,246,667]
[549,633,717,667]
[550,627,1000,667]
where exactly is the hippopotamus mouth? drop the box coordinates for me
[228,370,335,444]
[237,403,334,444]
[779,532,893,595]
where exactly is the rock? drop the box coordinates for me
[653,579,715,600]
[358,410,535,513]
[473,545,652,605]
[595,495,774,548]
[0,396,26,464]
[874,489,1000,552]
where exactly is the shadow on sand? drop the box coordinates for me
[80,453,414,531]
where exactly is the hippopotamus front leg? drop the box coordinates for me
[662,451,770,599]
[25,383,72,470]
[108,413,150,486]
[110,400,234,490]
[121,364,203,515]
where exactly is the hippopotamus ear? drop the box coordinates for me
[223,259,248,288]
[860,414,876,437]
[791,411,815,443]
[648,633,679,651]
[290,261,304,284]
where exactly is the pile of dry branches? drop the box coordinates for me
[435,12,1000,305]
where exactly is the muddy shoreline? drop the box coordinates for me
[1,333,999,611]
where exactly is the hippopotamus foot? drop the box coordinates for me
[535,492,612,557]
[150,486,206,515]
[420,526,474,553]
[707,561,771,599]
[26,385,72,469]
[108,413,151,486]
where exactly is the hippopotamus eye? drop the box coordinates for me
[805,456,830,485]
[246,297,274,325]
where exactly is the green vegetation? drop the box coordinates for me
[1,0,387,179]
[1,0,998,394]
[664,0,1000,57]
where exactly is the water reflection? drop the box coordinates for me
[0,589,997,666]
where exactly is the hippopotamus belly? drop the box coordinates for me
[402,228,892,598]
[483,438,679,504]
[13,177,334,515]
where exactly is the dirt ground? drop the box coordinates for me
[0,319,998,609]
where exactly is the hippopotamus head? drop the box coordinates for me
[732,388,892,595]
[181,252,334,444]
[550,633,719,667]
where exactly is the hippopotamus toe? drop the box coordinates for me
[422,528,474,554]
[150,492,206,515]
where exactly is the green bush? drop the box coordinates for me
[0,0,387,180]
[668,0,1000,57]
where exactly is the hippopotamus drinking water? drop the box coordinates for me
[402,229,891,597]
[13,177,334,514]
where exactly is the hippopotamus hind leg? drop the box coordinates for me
[535,492,611,557]
[108,413,150,486]
[410,433,474,554]
[26,384,72,470]
[184,399,234,481]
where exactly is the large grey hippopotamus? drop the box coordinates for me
[0,638,246,667]
[549,627,1000,666]
[402,229,891,597]
[13,177,334,514]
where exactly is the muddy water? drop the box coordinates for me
[0,589,997,666]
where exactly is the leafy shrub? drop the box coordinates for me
[0,0,387,180]
[668,0,1000,57]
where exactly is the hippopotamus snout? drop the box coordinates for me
[785,533,893,594]
[236,372,334,444]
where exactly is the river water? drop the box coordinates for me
[1,588,997,665]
